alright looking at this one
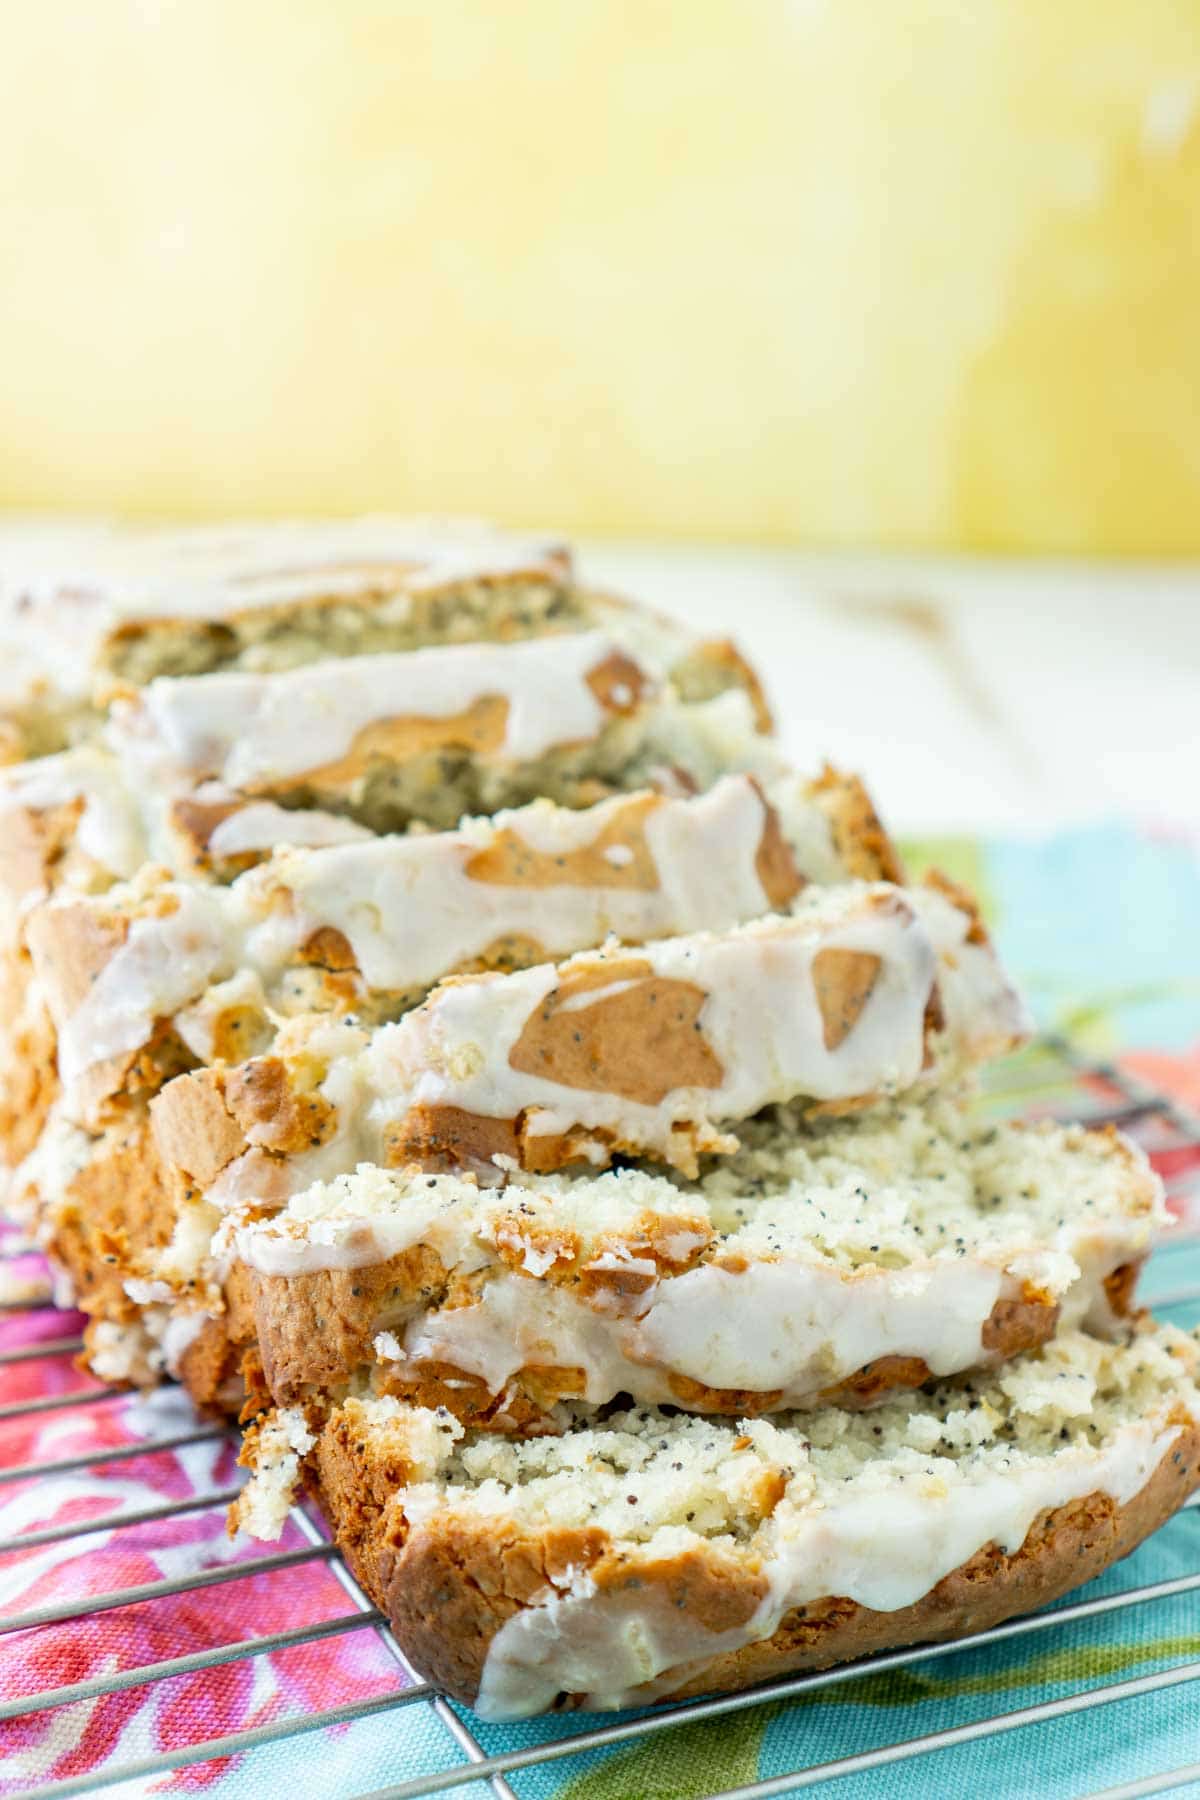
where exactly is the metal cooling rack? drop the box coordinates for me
[3,1035,1200,1800]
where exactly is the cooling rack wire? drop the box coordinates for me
[2,1035,1199,1800]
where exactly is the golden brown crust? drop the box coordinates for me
[309,1408,622,1694]
[810,948,882,1052]
[670,638,774,734]
[223,1257,262,1356]
[175,1313,245,1414]
[809,766,905,885]
[507,957,724,1104]
[385,1522,766,1711]
[464,794,663,893]
[374,1361,589,1431]
[813,1355,934,1409]
[384,1104,521,1173]
[224,1057,337,1154]
[150,1067,250,1187]
[281,695,511,797]
[0,945,60,1166]
[249,1201,708,1408]
[298,924,360,973]
[252,1244,446,1399]
[385,951,737,1176]
[1104,1261,1141,1320]
[922,867,990,945]
[45,1107,176,1321]
[149,1051,336,1196]
[584,651,649,719]
[25,897,131,1018]
[0,797,86,913]
[981,1292,1061,1358]
[309,1416,1200,1710]
[751,783,804,908]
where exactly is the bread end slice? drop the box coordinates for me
[251,1325,1200,1716]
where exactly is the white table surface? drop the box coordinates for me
[581,544,1200,837]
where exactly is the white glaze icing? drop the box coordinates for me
[50,886,237,1084]
[395,1259,1008,1404]
[110,518,569,615]
[0,746,147,905]
[624,1259,1006,1390]
[174,968,269,1063]
[913,884,1034,1054]
[245,774,780,993]
[474,1412,1180,1716]
[204,797,374,857]
[769,775,845,884]
[111,630,647,791]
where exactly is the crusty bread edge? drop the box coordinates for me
[309,1411,1200,1714]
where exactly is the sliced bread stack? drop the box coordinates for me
[0,519,900,1392]
[3,520,1196,1719]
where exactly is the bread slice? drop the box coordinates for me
[107,626,780,838]
[236,1321,1200,1718]
[24,768,894,1134]
[228,1103,1162,1422]
[0,520,583,767]
[0,519,575,708]
[0,673,787,912]
[337,877,1028,1179]
[107,631,656,827]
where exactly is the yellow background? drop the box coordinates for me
[1,2,1198,553]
